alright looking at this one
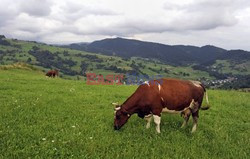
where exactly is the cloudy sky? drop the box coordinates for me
[1,0,250,50]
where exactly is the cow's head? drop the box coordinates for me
[112,102,131,130]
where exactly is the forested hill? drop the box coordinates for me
[65,37,250,66]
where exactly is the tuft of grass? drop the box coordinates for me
[0,62,39,71]
[0,69,249,158]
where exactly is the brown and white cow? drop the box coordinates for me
[113,78,209,133]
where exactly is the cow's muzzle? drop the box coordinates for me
[114,125,120,130]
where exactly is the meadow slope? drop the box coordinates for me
[0,36,212,80]
[0,68,249,158]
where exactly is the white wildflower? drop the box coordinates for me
[70,88,75,92]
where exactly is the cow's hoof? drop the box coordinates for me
[191,129,196,133]
[156,130,161,133]
[191,125,197,133]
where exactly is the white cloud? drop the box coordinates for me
[19,0,52,17]
[0,0,250,50]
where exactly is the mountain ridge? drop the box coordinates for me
[64,37,250,66]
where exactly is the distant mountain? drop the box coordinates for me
[87,38,196,65]
[66,42,89,50]
[64,37,239,65]
[220,50,250,61]
[176,45,227,62]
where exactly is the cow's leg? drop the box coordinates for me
[191,99,202,133]
[191,116,198,133]
[144,114,152,129]
[181,115,190,128]
[181,120,187,128]
[153,115,161,133]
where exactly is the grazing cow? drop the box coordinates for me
[113,78,210,133]
[46,69,59,78]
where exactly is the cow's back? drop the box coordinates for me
[160,79,204,111]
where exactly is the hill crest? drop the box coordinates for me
[65,37,250,66]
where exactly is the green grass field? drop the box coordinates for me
[0,67,249,158]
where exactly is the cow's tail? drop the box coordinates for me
[200,84,210,110]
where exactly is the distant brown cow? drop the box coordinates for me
[46,70,59,78]
[113,78,210,133]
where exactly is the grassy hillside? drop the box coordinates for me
[0,67,249,158]
[66,37,250,76]
[1,36,250,88]
[0,36,214,80]
[210,60,250,75]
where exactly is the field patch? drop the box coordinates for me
[0,68,249,158]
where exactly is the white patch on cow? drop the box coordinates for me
[191,124,197,133]
[162,99,195,115]
[153,115,161,133]
[145,114,152,118]
[115,107,121,111]
[158,84,161,92]
[161,97,164,102]
[114,107,121,113]
[190,80,202,88]
[144,81,150,86]
[191,116,198,133]
[194,83,201,87]
[162,108,181,114]
[189,99,195,109]
[162,99,196,114]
